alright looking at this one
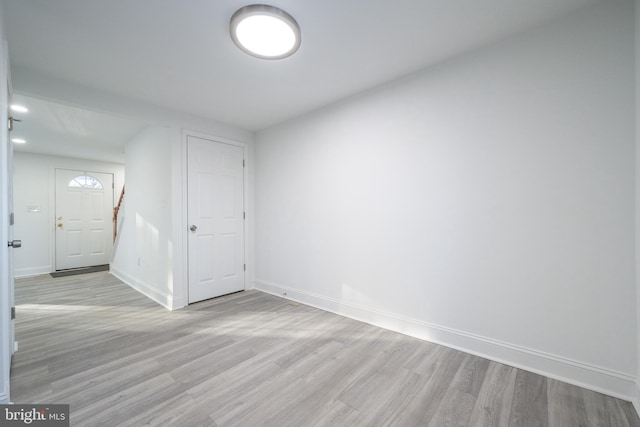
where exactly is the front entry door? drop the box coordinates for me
[1,44,15,403]
[55,169,114,270]
[187,136,245,303]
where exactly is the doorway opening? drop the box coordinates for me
[54,168,114,271]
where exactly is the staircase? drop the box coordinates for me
[113,185,125,242]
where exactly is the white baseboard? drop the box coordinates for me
[110,266,173,311]
[255,279,637,402]
[14,266,51,278]
[633,383,640,418]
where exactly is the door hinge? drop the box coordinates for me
[11,307,15,320]
[243,212,246,220]
[244,264,246,271]
[243,159,245,167]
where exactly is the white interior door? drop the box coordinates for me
[0,42,14,403]
[6,84,15,358]
[187,136,245,303]
[55,169,114,270]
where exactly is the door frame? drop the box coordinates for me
[46,165,121,275]
[179,130,249,308]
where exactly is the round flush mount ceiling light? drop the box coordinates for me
[230,4,301,59]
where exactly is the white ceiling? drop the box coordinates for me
[11,94,147,163]
[4,0,602,132]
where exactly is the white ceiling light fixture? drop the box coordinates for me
[230,4,301,60]
[12,138,26,144]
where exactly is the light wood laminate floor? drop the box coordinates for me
[10,272,640,426]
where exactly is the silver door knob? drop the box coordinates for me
[190,225,197,232]
[8,240,21,248]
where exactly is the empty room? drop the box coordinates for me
[0,0,639,425]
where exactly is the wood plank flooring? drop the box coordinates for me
[10,272,640,426]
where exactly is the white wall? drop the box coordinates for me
[255,1,636,399]
[13,152,124,276]
[110,126,178,309]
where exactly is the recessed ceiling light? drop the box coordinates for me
[10,104,28,113]
[230,4,301,60]
[12,138,26,144]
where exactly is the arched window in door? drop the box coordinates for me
[68,175,103,189]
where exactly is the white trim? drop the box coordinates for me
[180,130,249,307]
[172,295,186,311]
[168,126,185,310]
[255,279,637,401]
[633,382,640,418]
[14,266,51,278]
[0,392,8,404]
[182,129,246,148]
[179,132,188,307]
[180,132,189,307]
[110,265,173,311]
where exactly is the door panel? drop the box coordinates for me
[222,233,238,278]
[55,169,113,270]
[89,229,106,254]
[187,136,244,303]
